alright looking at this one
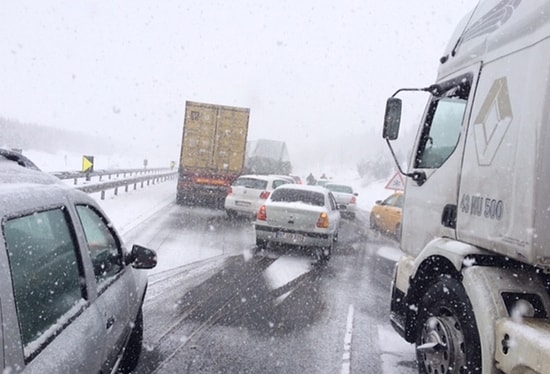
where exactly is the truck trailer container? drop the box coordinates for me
[177,101,250,207]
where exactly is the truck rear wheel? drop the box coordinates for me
[415,277,481,374]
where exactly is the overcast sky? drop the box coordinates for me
[1,1,478,168]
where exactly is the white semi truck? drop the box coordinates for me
[383,1,550,373]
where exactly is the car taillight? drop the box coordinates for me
[351,195,356,204]
[257,205,267,221]
[227,187,233,195]
[259,191,270,199]
[316,212,330,228]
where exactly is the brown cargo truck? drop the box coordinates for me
[177,101,250,207]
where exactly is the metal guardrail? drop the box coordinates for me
[51,168,178,200]
[52,167,172,185]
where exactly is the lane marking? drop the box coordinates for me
[341,304,355,374]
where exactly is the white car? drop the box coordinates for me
[224,174,294,217]
[324,182,358,219]
[254,184,341,261]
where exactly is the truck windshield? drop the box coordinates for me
[414,78,470,169]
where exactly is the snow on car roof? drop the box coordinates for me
[0,157,61,185]
[274,183,328,193]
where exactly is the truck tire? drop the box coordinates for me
[119,308,144,373]
[176,192,188,205]
[416,277,481,374]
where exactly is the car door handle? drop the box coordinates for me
[106,316,115,330]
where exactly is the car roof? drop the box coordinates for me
[273,183,328,194]
[237,174,294,181]
[0,150,96,218]
[324,182,352,188]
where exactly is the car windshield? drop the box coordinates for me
[270,189,325,207]
[233,177,268,189]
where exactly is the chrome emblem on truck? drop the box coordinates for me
[473,77,513,166]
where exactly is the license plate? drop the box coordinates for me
[235,200,251,207]
[276,231,304,243]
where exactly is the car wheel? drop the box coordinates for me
[119,307,144,373]
[319,237,333,263]
[369,212,377,230]
[416,277,482,374]
[323,244,332,262]
[226,209,237,219]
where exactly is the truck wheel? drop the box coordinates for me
[416,277,481,374]
[177,192,189,205]
[119,307,144,373]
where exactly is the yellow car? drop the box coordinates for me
[370,192,404,240]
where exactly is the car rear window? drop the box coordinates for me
[326,184,353,193]
[233,177,268,189]
[270,189,325,207]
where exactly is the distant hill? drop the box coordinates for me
[0,117,121,155]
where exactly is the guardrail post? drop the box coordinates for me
[101,190,105,200]
[114,187,118,196]
[125,185,129,192]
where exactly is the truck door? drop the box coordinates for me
[401,65,480,257]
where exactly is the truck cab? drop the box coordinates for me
[383,1,550,373]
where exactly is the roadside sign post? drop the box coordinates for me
[82,155,94,181]
[385,172,405,192]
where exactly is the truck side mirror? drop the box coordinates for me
[383,97,402,141]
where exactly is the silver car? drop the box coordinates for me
[324,182,358,219]
[0,149,156,373]
[254,184,341,261]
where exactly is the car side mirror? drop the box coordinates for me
[127,244,157,269]
[354,192,358,196]
[375,200,382,205]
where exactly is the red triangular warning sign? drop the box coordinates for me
[385,172,405,191]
